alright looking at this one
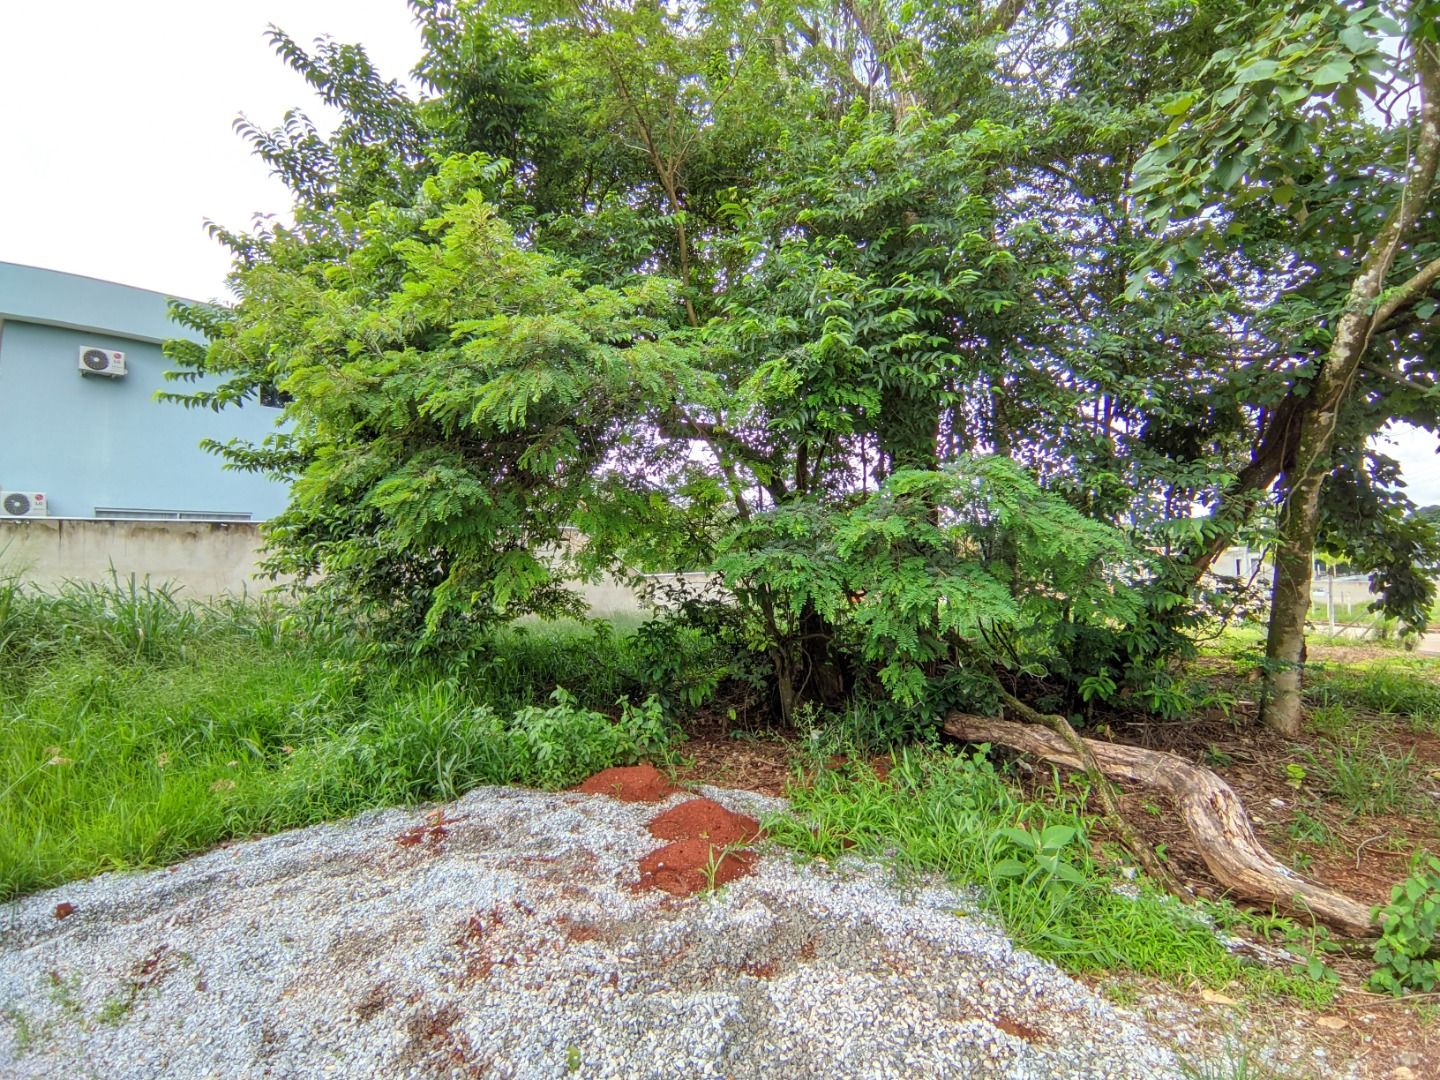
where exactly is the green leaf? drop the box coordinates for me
[1234,59,1281,83]
[1214,155,1246,190]
[1338,25,1372,55]
[1040,825,1077,850]
[1310,59,1352,87]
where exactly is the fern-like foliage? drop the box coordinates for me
[165,156,697,647]
[718,456,1147,709]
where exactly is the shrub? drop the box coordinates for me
[1370,853,1440,996]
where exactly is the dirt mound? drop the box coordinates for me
[636,839,758,897]
[647,798,761,847]
[573,765,677,802]
[634,798,764,896]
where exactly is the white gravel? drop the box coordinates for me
[0,783,1273,1078]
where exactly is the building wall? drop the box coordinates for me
[0,518,694,611]
[0,518,278,598]
[0,262,289,520]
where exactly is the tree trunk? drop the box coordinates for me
[943,713,1378,936]
[1258,21,1440,733]
[799,605,848,708]
[1261,474,1321,736]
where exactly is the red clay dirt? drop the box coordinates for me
[636,840,757,897]
[647,798,761,847]
[573,768,763,896]
[573,764,677,802]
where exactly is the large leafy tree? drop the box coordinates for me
[168,0,1435,730]
[1132,0,1440,732]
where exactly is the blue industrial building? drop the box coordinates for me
[0,262,288,520]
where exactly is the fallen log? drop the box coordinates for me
[943,713,1378,937]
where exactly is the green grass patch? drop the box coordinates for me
[764,748,1333,1000]
[1305,658,1440,731]
[0,576,689,899]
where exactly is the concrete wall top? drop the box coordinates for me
[0,261,208,345]
[0,517,279,599]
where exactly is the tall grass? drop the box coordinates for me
[0,575,687,899]
[767,749,1332,999]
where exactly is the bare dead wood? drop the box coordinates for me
[997,692,1189,900]
[943,713,1378,937]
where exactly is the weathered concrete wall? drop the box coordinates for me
[575,571,717,616]
[0,518,277,599]
[0,518,712,612]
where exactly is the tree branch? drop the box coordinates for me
[1372,254,1440,328]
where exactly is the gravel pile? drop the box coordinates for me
[0,783,1259,1078]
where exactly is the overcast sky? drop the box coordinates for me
[1,0,1436,504]
[0,1,421,300]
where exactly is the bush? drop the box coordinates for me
[1370,853,1440,996]
[279,685,671,810]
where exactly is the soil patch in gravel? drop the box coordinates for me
[646,797,761,846]
[572,764,677,802]
[636,839,759,896]
[584,779,766,898]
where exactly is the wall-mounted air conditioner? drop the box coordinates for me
[79,346,127,377]
[0,491,48,518]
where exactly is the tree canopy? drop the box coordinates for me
[167,0,1440,730]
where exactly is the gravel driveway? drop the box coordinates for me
[0,783,1294,1078]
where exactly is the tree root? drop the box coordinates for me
[945,711,1378,938]
[996,692,1190,900]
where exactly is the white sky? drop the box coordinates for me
[0,1,422,302]
[2,0,1437,505]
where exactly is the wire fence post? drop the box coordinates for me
[1327,566,1335,636]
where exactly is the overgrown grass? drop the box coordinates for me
[1306,658,1440,732]
[0,575,689,899]
[765,748,1333,1000]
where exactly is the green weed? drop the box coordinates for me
[1179,1039,1297,1080]
[1285,812,1333,848]
[1370,852,1440,996]
[766,748,1325,996]
[1303,702,1355,741]
[45,972,83,1020]
[1,1006,41,1054]
[1303,743,1418,817]
[0,579,685,899]
[1306,661,1440,732]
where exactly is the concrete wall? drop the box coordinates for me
[0,518,278,599]
[0,262,290,520]
[0,518,705,612]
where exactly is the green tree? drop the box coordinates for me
[172,0,1429,729]
[1132,0,1440,732]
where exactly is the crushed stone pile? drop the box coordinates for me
[0,779,1290,1079]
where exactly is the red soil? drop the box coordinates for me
[573,764,677,803]
[647,798,761,847]
[636,840,757,897]
[573,768,763,897]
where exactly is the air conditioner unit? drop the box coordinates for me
[0,491,48,518]
[79,346,126,377]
